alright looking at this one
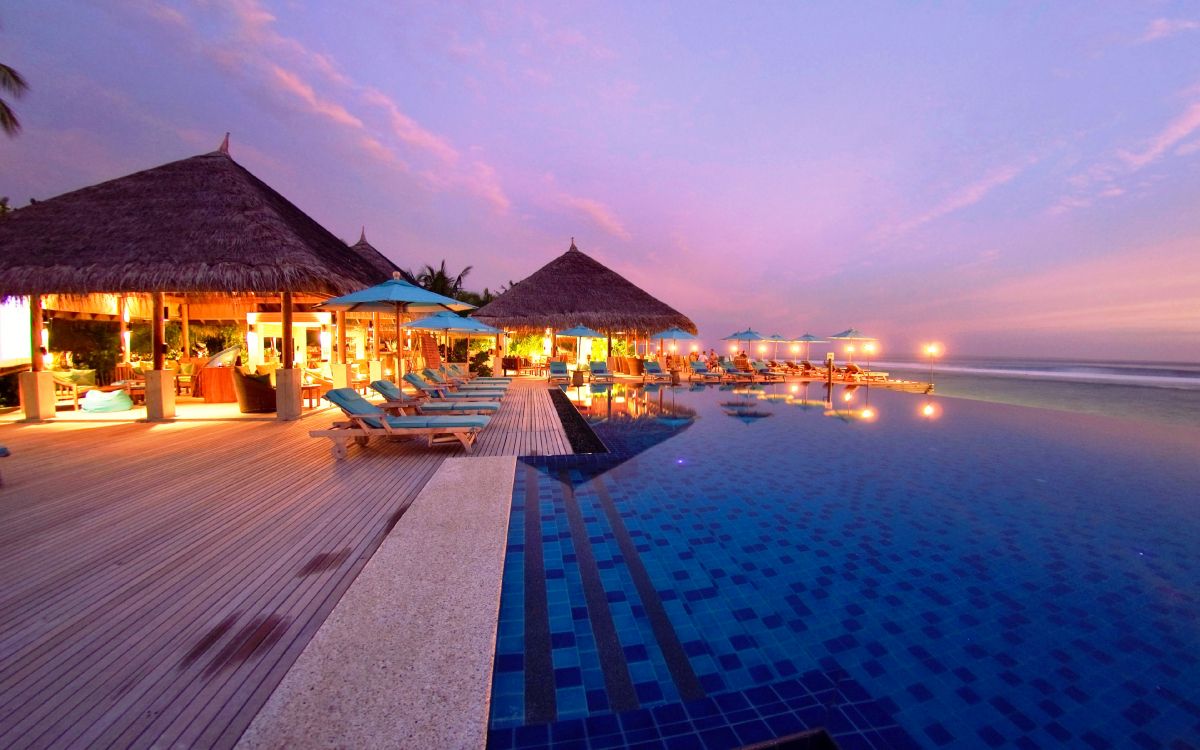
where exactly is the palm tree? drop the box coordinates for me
[0,63,29,136]
[415,260,473,297]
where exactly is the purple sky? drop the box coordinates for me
[3,2,1199,361]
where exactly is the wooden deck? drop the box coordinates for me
[0,378,567,749]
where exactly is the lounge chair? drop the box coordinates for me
[438,363,510,386]
[844,363,889,381]
[800,360,829,378]
[403,373,504,400]
[370,380,499,415]
[311,388,489,458]
[643,360,671,382]
[688,361,724,381]
[751,360,783,381]
[447,364,510,383]
[588,361,615,382]
[423,367,509,391]
[548,361,570,384]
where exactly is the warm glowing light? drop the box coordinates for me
[789,384,799,393]
[42,351,53,368]
[842,391,854,402]
[924,343,942,357]
[319,330,332,349]
[668,343,676,352]
[40,328,49,349]
[845,344,855,354]
[690,344,698,352]
[758,345,767,353]
[791,344,800,353]
[861,407,876,420]
[729,343,738,352]
[863,342,877,355]
[920,402,941,419]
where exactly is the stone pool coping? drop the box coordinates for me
[237,455,517,749]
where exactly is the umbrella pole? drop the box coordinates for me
[394,304,403,384]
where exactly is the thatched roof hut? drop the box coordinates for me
[347,228,401,280]
[473,241,696,334]
[0,145,387,298]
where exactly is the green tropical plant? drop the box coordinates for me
[0,63,29,136]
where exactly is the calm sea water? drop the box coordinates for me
[874,357,1200,430]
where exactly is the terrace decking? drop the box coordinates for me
[0,379,567,750]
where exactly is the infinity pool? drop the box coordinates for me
[487,383,1200,749]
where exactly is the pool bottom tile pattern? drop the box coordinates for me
[490,460,916,749]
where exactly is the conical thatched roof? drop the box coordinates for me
[473,241,696,334]
[348,227,401,280]
[0,148,387,297]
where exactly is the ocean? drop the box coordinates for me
[872,356,1200,430]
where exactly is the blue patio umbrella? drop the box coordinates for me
[721,329,764,356]
[556,325,606,366]
[404,311,500,365]
[317,272,474,383]
[649,326,698,356]
[764,333,791,360]
[829,328,877,363]
[557,324,605,339]
[794,333,827,361]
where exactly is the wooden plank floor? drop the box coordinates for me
[0,378,568,749]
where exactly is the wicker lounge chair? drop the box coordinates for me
[843,363,889,381]
[311,388,489,458]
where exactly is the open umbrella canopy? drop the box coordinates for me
[557,324,606,338]
[793,333,827,360]
[317,273,474,313]
[722,328,764,342]
[650,326,698,341]
[403,311,498,334]
[829,328,876,341]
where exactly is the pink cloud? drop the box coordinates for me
[268,65,363,129]
[362,88,460,164]
[560,195,632,241]
[1120,100,1200,169]
[1138,18,1200,43]
[889,160,1031,235]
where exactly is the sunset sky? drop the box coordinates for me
[3,1,1198,360]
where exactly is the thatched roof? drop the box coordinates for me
[0,146,387,297]
[348,228,401,280]
[473,241,696,334]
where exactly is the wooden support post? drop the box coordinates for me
[336,310,348,364]
[152,292,164,371]
[30,292,43,372]
[180,303,190,358]
[146,292,175,421]
[281,291,294,369]
[118,296,129,363]
[277,291,301,420]
[371,313,380,359]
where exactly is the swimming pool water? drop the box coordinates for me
[487,383,1200,749]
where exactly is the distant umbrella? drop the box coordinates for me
[793,333,827,361]
[722,328,764,356]
[829,328,877,363]
[650,326,698,356]
[764,333,791,360]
